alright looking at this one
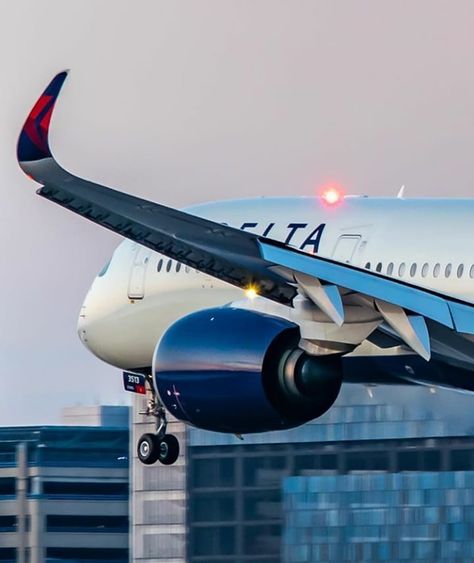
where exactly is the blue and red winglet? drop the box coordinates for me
[17,71,68,166]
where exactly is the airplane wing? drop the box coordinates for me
[17,72,474,362]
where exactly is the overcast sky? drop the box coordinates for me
[1,1,474,425]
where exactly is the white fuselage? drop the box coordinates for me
[78,196,474,369]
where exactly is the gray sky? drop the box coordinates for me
[1,1,474,425]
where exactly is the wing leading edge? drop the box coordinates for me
[17,72,474,341]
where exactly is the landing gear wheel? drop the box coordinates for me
[137,433,160,465]
[157,434,180,465]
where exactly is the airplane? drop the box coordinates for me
[17,72,474,466]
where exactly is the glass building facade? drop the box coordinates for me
[184,388,474,562]
[284,471,474,562]
[187,434,474,562]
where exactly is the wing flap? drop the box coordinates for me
[259,240,456,329]
[449,302,474,334]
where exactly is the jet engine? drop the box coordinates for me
[153,307,342,434]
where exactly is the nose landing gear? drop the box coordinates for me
[124,371,180,466]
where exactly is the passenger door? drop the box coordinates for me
[332,235,361,264]
[128,245,151,299]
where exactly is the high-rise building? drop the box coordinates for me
[131,395,187,563]
[0,408,129,563]
[131,387,474,562]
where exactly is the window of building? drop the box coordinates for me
[0,516,16,532]
[37,444,127,466]
[192,458,235,488]
[243,455,288,487]
[398,450,419,471]
[243,524,280,555]
[294,454,320,472]
[450,449,473,471]
[46,515,128,533]
[0,548,17,561]
[419,449,441,471]
[193,526,235,556]
[320,454,338,471]
[0,478,15,497]
[244,490,281,521]
[42,481,128,497]
[46,548,128,560]
[192,493,235,522]
[346,450,389,472]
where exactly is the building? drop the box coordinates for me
[186,405,474,562]
[283,468,474,562]
[0,415,129,563]
[131,395,187,562]
[61,405,129,428]
[131,387,474,562]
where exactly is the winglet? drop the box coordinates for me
[17,71,69,169]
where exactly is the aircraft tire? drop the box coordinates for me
[137,433,160,465]
[157,434,180,465]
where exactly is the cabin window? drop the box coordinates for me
[445,263,452,278]
[457,264,464,279]
[421,263,429,278]
[470,265,474,279]
[433,264,441,278]
[398,263,406,277]
[387,263,394,276]
[365,262,371,270]
[185,266,191,274]
[157,259,163,272]
[176,262,182,273]
[166,260,173,273]
[376,262,382,273]
[410,263,417,277]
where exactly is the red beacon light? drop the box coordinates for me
[320,186,343,206]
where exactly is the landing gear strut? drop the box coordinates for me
[132,373,180,466]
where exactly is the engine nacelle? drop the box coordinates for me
[153,307,342,434]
